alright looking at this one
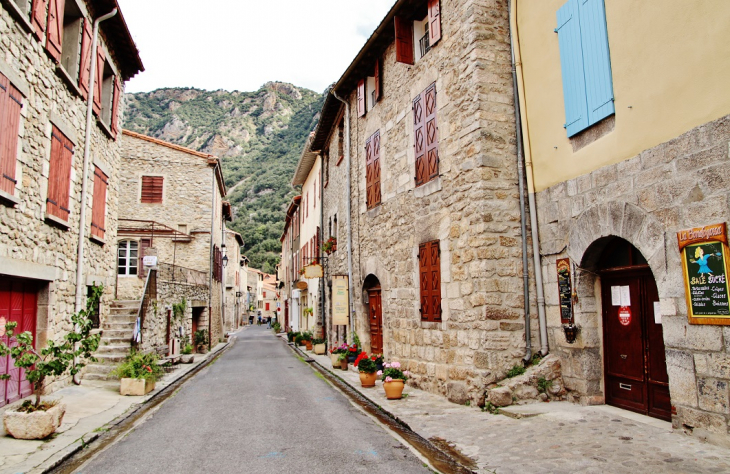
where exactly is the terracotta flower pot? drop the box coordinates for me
[339,359,348,370]
[383,379,405,399]
[305,341,313,351]
[3,402,66,439]
[359,372,377,388]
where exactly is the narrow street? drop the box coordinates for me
[71,326,430,474]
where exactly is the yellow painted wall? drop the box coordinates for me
[517,0,730,192]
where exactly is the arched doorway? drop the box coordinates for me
[597,238,670,421]
[363,275,383,354]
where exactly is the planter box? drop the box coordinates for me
[120,378,155,396]
[313,343,325,355]
[3,402,66,439]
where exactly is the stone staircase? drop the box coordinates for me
[83,300,139,381]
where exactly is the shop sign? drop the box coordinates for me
[332,275,349,326]
[303,263,323,278]
[556,258,573,324]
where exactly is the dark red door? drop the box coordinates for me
[0,277,37,407]
[602,270,670,421]
[368,289,383,354]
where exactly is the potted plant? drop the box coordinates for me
[301,331,313,351]
[287,330,294,342]
[322,236,337,254]
[371,353,384,372]
[378,361,410,400]
[356,353,377,388]
[312,338,326,355]
[347,343,360,363]
[330,343,347,367]
[303,307,313,317]
[180,344,194,364]
[194,329,209,354]
[111,351,164,396]
[294,333,303,346]
[0,286,102,439]
[337,352,348,371]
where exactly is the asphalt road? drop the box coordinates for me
[75,326,430,473]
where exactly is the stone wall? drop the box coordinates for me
[536,114,730,445]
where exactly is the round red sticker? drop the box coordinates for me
[618,306,632,326]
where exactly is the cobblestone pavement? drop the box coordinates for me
[305,348,730,474]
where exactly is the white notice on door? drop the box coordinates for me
[611,286,621,306]
[620,286,631,306]
[654,302,662,324]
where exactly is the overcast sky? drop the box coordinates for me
[115,0,396,94]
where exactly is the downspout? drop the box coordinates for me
[510,0,549,355]
[208,165,215,350]
[73,8,118,384]
[331,90,354,339]
[319,155,325,340]
[508,0,531,363]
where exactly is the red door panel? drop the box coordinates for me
[368,290,383,355]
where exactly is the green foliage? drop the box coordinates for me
[380,362,409,382]
[172,298,187,323]
[110,351,164,382]
[0,285,102,408]
[537,377,553,393]
[181,344,193,355]
[272,322,281,333]
[294,334,303,345]
[530,353,543,366]
[312,338,325,345]
[357,358,377,374]
[194,329,209,347]
[483,401,500,415]
[506,364,526,378]
[300,331,313,342]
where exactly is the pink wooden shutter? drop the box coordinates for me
[357,79,366,117]
[91,166,108,239]
[45,0,64,62]
[413,93,426,186]
[46,127,73,221]
[424,84,439,181]
[78,19,92,99]
[428,0,442,45]
[31,0,48,39]
[0,76,22,196]
[93,46,105,116]
[110,77,122,137]
[394,16,414,65]
[374,59,381,102]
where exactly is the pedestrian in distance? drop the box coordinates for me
[267,317,271,329]
[257,315,262,325]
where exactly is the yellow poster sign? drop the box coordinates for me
[332,275,349,326]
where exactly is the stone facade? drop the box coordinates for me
[537,114,730,446]
[0,0,141,397]
[223,229,244,331]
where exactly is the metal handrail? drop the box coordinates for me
[133,269,157,347]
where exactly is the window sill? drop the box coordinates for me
[0,0,34,34]
[45,213,70,230]
[89,234,105,246]
[55,65,83,100]
[420,320,442,329]
[414,176,442,198]
[96,117,116,140]
[366,204,382,218]
[0,189,20,207]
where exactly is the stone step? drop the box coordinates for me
[100,329,133,338]
[94,353,128,364]
[102,322,136,331]
[101,336,132,345]
[84,363,115,375]
[96,344,131,354]
[109,307,138,317]
[107,314,137,323]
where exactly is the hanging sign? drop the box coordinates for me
[303,263,323,278]
[556,258,573,324]
[618,306,632,326]
[678,223,730,325]
[332,275,349,326]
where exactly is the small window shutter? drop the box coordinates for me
[578,0,614,126]
[428,0,442,45]
[413,93,426,186]
[31,0,48,39]
[141,176,163,203]
[373,59,381,102]
[424,84,439,180]
[429,241,442,321]
[357,79,366,117]
[372,131,381,207]
[419,240,441,322]
[79,19,92,99]
[45,0,64,62]
[110,77,122,137]
[46,127,73,221]
[365,135,373,209]
[0,76,22,195]
[91,166,108,239]
[556,0,588,137]
[93,46,105,116]
[394,16,414,65]
[419,243,430,320]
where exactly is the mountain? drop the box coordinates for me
[123,82,324,274]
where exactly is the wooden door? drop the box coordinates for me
[0,277,37,408]
[368,289,383,354]
[602,270,670,421]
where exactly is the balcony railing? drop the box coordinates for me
[156,262,208,286]
[419,31,431,58]
[118,219,191,243]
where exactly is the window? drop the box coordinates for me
[323,148,330,185]
[86,285,100,328]
[90,165,108,240]
[357,60,381,118]
[46,125,74,222]
[337,119,344,165]
[395,0,441,65]
[213,245,222,282]
[265,302,270,311]
[263,291,266,298]
[413,83,438,186]
[0,73,23,198]
[117,240,138,276]
[419,240,441,322]
[365,130,381,209]
[555,0,614,137]
[141,176,163,203]
[58,0,83,80]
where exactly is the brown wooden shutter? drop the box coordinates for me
[413,93,426,186]
[365,135,373,209]
[31,0,48,39]
[141,176,163,203]
[93,46,105,116]
[419,243,430,320]
[366,131,381,209]
[0,75,22,196]
[394,16,414,65]
[357,79,366,117]
[373,59,381,102]
[91,166,108,239]
[424,84,439,181]
[428,0,442,45]
[46,126,73,221]
[110,77,122,137]
[372,131,381,207]
[45,0,64,62]
[79,19,92,99]
[419,240,441,321]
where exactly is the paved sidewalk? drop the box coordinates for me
[297,343,730,474]
[0,339,231,474]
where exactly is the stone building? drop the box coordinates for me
[115,130,229,354]
[516,0,730,445]
[307,0,535,404]
[280,195,302,331]
[0,0,142,404]
[223,229,244,331]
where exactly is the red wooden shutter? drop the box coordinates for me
[46,126,73,221]
[365,135,373,209]
[110,77,122,137]
[93,46,105,116]
[373,59,381,102]
[365,131,381,209]
[424,84,439,181]
[91,166,108,239]
[78,19,92,99]
[394,16,414,65]
[316,226,320,263]
[266,302,270,311]
[413,93,426,186]
[419,243,430,320]
[428,0,442,45]
[45,0,64,62]
[31,0,48,39]
[372,131,381,207]
[0,75,22,196]
[141,176,163,203]
[418,240,441,322]
[430,241,441,321]
[357,79,366,117]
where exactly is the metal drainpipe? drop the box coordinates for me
[331,90,354,341]
[319,154,325,340]
[208,165,215,350]
[72,8,117,384]
[509,0,531,364]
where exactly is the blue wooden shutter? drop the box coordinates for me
[556,0,588,137]
[579,0,614,125]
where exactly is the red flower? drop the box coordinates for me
[353,352,368,367]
